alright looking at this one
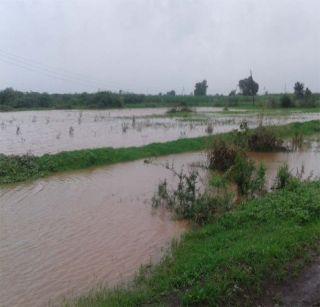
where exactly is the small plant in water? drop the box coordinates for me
[228,155,266,198]
[132,116,136,128]
[207,138,242,171]
[205,122,214,134]
[121,122,129,133]
[78,111,83,124]
[69,126,74,136]
[247,126,284,151]
[272,163,292,190]
[16,125,21,135]
[152,168,233,224]
[291,132,304,151]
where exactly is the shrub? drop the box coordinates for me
[280,94,294,108]
[152,170,233,224]
[229,155,266,197]
[166,105,193,114]
[207,138,243,171]
[291,132,304,151]
[0,154,40,183]
[273,163,292,189]
[247,126,284,151]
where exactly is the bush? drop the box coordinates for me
[247,126,284,151]
[280,94,294,108]
[207,138,243,171]
[166,102,193,114]
[229,155,266,197]
[273,163,292,189]
[0,154,40,183]
[152,170,233,224]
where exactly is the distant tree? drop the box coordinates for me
[294,82,304,98]
[303,87,316,107]
[166,90,176,96]
[0,87,16,105]
[305,87,312,98]
[238,74,259,104]
[39,93,51,108]
[194,80,208,96]
[228,90,238,106]
[228,90,236,96]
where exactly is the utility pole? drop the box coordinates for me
[250,69,255,105]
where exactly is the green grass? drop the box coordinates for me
[1,120,319,185]
[73,180,320,306]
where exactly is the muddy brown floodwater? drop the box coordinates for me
[0,142,320,306]
[1,108,319,155]
[0,153,201,307]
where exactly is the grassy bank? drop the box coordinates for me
[74,180,320,306]
[1,120,319,185]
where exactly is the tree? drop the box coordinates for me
[294,82,304,98]
[166,90,176,96]
[238,74,259,104]
[303,87,315,107]
[194,80,208,96]
[305,87,312,98]
[0,87,16,106]
[228,90,238,106]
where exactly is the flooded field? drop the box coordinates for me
[1,108,319,155]
[1,139,320,306]
[0,153,196,307]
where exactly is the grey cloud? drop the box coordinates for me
[0,0,319,94]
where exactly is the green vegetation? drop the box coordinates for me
[228,155,266,197]
[247,125,285,151]
[1,120,319,185]
[73,179,320,306]
[280,94,293,108]
[152,169,233,225]
[194,80,208,96]
[238,74,259,104]
[207,138,241,171]
[166,103,193,114]
[0,87,319,111]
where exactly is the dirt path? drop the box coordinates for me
[261,256,320,306]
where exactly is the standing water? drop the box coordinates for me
[1,140,320,306]
[1,108,319,155]
[0,153,199,307]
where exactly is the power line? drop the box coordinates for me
[0,51,105,89]
[0,56,102,90]
[0,48,135,92]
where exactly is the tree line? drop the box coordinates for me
[0,76,318,110]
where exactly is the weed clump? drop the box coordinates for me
[0,154,41,183]
[207,138,243,171]
[247,126,284,151]
[152,169,233,225]
[229,155,266,197]
[166,102,193,114]
[273,163,293,190]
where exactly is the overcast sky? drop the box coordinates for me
[0,0,319,94]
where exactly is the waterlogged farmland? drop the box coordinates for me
[0,153,195,307]
[1,107,320,306]
[1,107,320,155]
[1,137,320,306]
